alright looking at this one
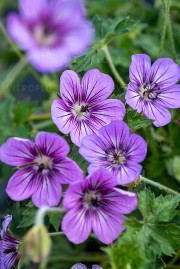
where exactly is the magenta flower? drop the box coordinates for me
[51,69,126,146]
[71,264,102,269]
[7,0,94,73]
[0,132,83,208]
[62,169,138,244]
[125,54,180,127]
[79,120,147,185]
[0,215,22,269]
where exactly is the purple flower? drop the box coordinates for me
[7,0,94,73]
[62,169,138,244]
[0,215,22,269]
[79,120,147,185]
[51,69,126,146]
[71,264,102,269]
[125,54,180,127]
[0,132,83,208]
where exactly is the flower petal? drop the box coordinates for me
[63,181,84,210]
[142,101,171,127]
[114,161,142,185]
[92,266,103,269]
[2,216,12,232]
[28,46,70,73]
[125,134,147,163]
[99,120,130,149]
[92,208,125,244]
[51,99,74,135]
[6,168,36,201]
[91,99,126,124]
[0,138,36,166]
[3,251,18,269]
[63,21,94,55]
[35,132,70,158]
[129,54,151,85]
[62,208,91,244]
[60,70,81,104]
[106,188,138,214]
[81,69,114,103]
[19,0,48,21]
[86,168,117,189]
[70,120,93,147]
[7,13,34,50]
[0,241,5,269]
[157,84,180,108]
[150,58,180,88]
[53,157,84,184]
[71,264,87,269]
[32,172,62,208]
[125,82,143,113]
[79,133,106,163]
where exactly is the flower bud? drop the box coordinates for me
[24,224,51,263]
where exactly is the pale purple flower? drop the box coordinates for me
[7,0,94,73]
[125,54,180,127]
[0,215,22,269]
[71,264,102,269]
[79,120,147,185]
[62,169,138,244]
[0,132,83,208]
[51,69,126,146]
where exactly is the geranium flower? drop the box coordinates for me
[51,69,126,146]
[79,120,147,185]
[125,54,180,127]
[7,0,94,73]
[0,215,22,269]
[62,169,138,244]
[0,132,83,208]
[71,264,102,269]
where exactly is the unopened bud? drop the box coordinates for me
[24,224,51,263]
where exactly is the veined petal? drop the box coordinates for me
[86,169,117,189]
[60,70,81,104]
[142,101,171,127]
[6,168,36,201]
[150,58,180,88]
[32,172,62,208]
[81,69,114,103]
[129,54,151,85]
[92,209,125,244]
[51,99,74,134]
[2,216,12,232]
[70,120,94,147]
[125,134,147,163]
[91,99,126,124]
[7,14,34,50]
[35,132,70,158]
[62,181,84,210]
[114,161,142,185]
[62,208,91,244]
[53,157,84,184]
[79,134,106,163]
[0,137,36,166]
[157,84,180,108]
[99,120,130,149]
[4,251,18,269]
[125,82,143,113]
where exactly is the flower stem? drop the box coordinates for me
[0,57,27,98]
[29,113,51,121]
[140,175,179,196]
[49,232,64,237]
[159,0,171,56]
[35,206,65,225]
[102,45,126,89]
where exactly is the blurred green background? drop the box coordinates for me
[0,0,180,268]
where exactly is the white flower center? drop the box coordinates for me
[73,103,89,119]
[35,155,52,172]
[107,149,126,167]
[33,25,56,46]
[139,84,158,101]
[84,191,100,207]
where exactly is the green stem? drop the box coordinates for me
[0,57,27,97]
[50,254,106,263]
[35,207,65,225]
[33,119,54,130]
[29,113,51,121]
[140,176,179,196]
[159,0,171,56]
[49,232,64,237]
[0,20,42,85]
[102,45,126,88]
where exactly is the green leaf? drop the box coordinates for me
[17,202,37,229]
[125,108,153,130]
